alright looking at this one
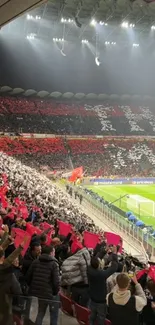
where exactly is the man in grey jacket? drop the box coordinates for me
[61,246,90,306]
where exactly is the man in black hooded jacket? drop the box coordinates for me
[26,245,60,325]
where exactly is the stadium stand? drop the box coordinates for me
[0,152,154,325]
[0,137,155,176]
[1,97,155,135]
[0,98,155,325]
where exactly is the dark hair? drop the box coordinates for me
[117,262,124,273]
[0,248,4,259]
[116,273,130,289]
[30,242,41,250]
[91,256,99,269]
[42,245,54,255]
[40,234,46,243]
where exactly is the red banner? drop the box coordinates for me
[84,231,100,249]
[104,232,122,252]
[12,228,31,256]
[57,220,72,236]
[26,223,42,236]
[69,166,83,182]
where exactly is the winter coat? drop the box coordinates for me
[88,260,118,303]
[22,249,37,275]
[61,248,90,286]
[0,265,22,325]
[25,253,60,300]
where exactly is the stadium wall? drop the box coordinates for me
[86,177,155,185]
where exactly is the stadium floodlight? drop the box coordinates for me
[133,43,139,47]
[130,23,135,28]
[61,18,67,23]
[53,38,64,43]
[35,15,41,20]
[82,39,88,43]
[111,42,116,45]
[95,56,101,66]
[91,19,97,26]
[27,14,33,20]
[26,33,35,40]
[100,21,104,25]
[151,25,155,30]
[121,21,128,28]
[105,41,110,45]
[104,23,108,26]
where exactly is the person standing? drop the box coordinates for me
[106,273,147,325]
[26,245,60,325]
[87,251,118,325]
[0,247,22,325]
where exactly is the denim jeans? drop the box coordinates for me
[89,300,107,325]
[35,296,60,325]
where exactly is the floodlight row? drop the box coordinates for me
[53,38,64,42]
[61,18,74,23]
[27,14,41,20]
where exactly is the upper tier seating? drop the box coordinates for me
[1,96,155,135]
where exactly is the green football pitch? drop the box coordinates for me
[87,184,155,228]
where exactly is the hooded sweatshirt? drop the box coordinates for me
[106,283,147,325]
[107,283,147,311]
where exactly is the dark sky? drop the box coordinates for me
[0,35,154,95]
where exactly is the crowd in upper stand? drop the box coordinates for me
[1,96,155,135]
[0,137,155,177]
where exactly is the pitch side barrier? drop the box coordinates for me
[88,177,155,185]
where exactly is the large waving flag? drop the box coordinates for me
[69,166,83,182]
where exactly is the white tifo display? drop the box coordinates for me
[127,194,155,217]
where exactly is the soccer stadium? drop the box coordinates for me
[1,1,155,325]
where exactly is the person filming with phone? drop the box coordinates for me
[106,273,147,325]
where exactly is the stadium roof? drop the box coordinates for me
[3,0,155,48]
[1,86,155,103]
[0,0,45,27]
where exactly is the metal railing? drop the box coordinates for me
[75,186,155,260]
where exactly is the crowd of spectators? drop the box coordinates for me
[1,96,155,135]
[0,137,154,177]
[0,152,154,325]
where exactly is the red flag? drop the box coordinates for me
[0,194,8,209]
[57,220,72,236]
[84,231,100,249]
[148,266,155,281]
[104,232,122,253]
[40,222,54,231]
[71,240,83,253]
[2,173,8,186]
[19,206,28,220]
[69,166,83,182]
[26,223,42,236]
[136,269,148,281]
[12,228,31,256]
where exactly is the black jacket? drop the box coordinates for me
[22,249,37,275]
[0,265,22,325]
[87,259,118,303]
[25,253,60,300]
